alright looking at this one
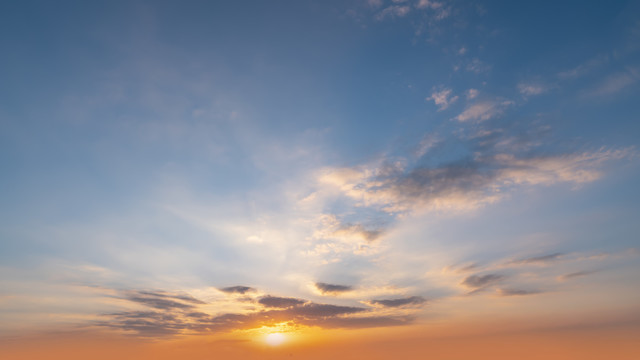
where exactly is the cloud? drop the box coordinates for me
[369,296,426,307]
[518,83,547,96]
[558,54,609,79]
[258,295,306,308]
[497,288,542,296]
[455,100,513,122]
[442,262,479,274]
[99,311,187,337]
[98,288,415,337]
[586,67,640,97]
[466,58,491,73]
[135,290,206,305]
[367,0,383,8]
[466,89,479,99]
[313,214,386,243]
[316,282,354,294]
[124,290,205,310]
[415,0,448,20]
[461,273,505,288]
[321,147,630,214]
[414,134,440,158]
[333,223,384,242]
[557,270,597,281]
[310,315,413,328]
[507,252,564,266]
[376,5,411,20]
[427,88,459,111]
[219,286,255,294]
[287,303,365,317]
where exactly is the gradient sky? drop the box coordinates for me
[1,0,640,358]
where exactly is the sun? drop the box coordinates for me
[265,332,287,346]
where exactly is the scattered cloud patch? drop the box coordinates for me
[455,100,513,122]
[376,5,411,20]
[518,82,547,96]
[466,88,479,99]
[427,88,459,111]
[466,58,491,73]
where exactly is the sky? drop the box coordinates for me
[1,0,640,358]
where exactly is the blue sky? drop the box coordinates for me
[1,0,639,338]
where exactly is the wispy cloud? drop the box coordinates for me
[518,82,548,96]
[507,253,564,266]
[586,67,640,97]
[557,270,598,281]
[124,290,205,310]
[320,147,630,214]
[455,100,513,122]
[466,58,491,73]
[461,273,505,289]
[375,5,411,20]
[497,288,542,296]
[558,54,609,79]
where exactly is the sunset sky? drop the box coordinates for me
[1,0,640,359]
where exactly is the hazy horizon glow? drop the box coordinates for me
[1,0,639,359]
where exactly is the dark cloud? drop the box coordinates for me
[98,288,417,337]
[508,253,564,265]
[461,273,505,288]
[98,311,186,337]
[498,288,541,296]
[315,282,353,294]
[219,286,255,294]
[370,296,426,307]
[287,303,365,317]
[258,295,306,308]
[124,290,205,310]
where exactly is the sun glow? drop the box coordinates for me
[265,332,286,346]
